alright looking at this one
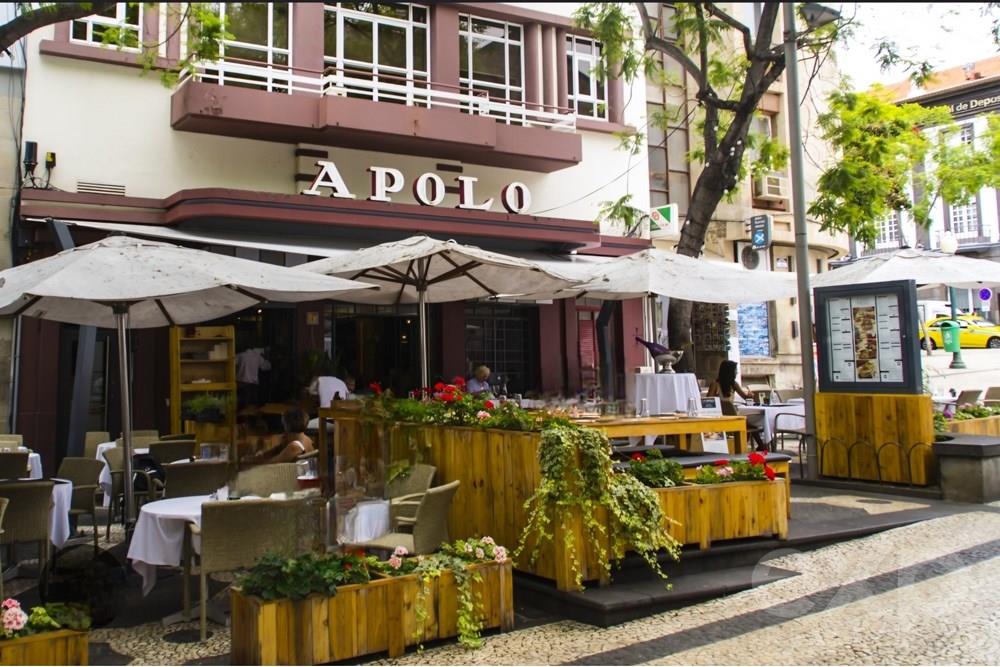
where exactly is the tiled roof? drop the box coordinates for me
[883,55,1000,102]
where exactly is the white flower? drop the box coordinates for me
[482,536,495,545]
[494,546,508,562]
[718,466,733,477]
[476,410,490,420]
[393,546,408,557]
[465,543,474,553]
[475,548,485,559]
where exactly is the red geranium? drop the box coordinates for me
[748,452,766,466]
[484,400,496,410]
[764,465,776,481]
[369,381,383,395]
[713,459,730,467]
[441,392,456,403]
[631,452,646,462]
[452,376,467,387]
[434,382,445,392]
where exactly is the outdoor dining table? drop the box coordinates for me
[577,414,749,454]
[737,403,806,447]
[337,498,390,544]
[95,441,150,507]
[128,494,208,597]
[630,372,701,415]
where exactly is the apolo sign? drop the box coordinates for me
[301,160,532,214]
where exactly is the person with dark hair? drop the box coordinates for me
[706,360,751,407]
[250,408,314,463]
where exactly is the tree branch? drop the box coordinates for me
[635,3,708,92]
[704,3,753,58]
[0,3,116,54]
[694,4,719,157]
[753,2,780,60]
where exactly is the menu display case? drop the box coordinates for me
[815,280,922,394]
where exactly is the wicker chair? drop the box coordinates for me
[163,462,230,499]
[386,463,436,527]
[0,435,23,447]
[102,448,161,539]
[0,452,29,480]
[0,497,7,598]
[233,463,298,497]
[160,433,197,441]
[357,480,460,555]
[0,480,54,588]
[84,431,111,460]
[116,435,162,451]
[148,441,197,465]
[131,430,160,439]
[183,498,310,640]
[56,457,104,554]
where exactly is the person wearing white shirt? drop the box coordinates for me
[236,347,270,406]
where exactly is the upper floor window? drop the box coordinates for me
[566,35,607,120]
[950,201,981,240]
[959,123,974,145]
[72,3,141,50]
[459,14,524,123]
[324,2,429,103]
[874,211,901,248]
[206,3,291,92]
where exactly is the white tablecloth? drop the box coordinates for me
[633,373,701,415]
[338,499,390,544]
[738,403,806,445]
[128,495,208,596]
[95,441,149,508]
[27,453,41,479]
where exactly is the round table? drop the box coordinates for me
[737,403,806,446]
[49,478,72,548]
[128,495,209,596]
[337,498,390,544]
[632,373,701,415]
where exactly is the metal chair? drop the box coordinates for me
[0,452,29,480]
[56,457,104,554]
[102,447,160,539]
[0,480,54,588]
[357,480,460,555]
[773,412,810,454]
[148,440,197,465]
[233,463,298,497]
[84,431,111,460]
[163,462,230,499]
[386,463,436,526]
[183,498,310,640]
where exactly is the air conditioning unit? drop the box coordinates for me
[752,174,788,202]
[735,241,771,272]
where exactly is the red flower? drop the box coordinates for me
[441,392,456,403]
[369,381,383,395]
[452,376,467,387]
[344,562,352,570]
[713,459,730,467]
[484,400,496,410]
[434,382,445,392]
[445,384,459,393]
[764,465,776,481]
[748,452,766,466]
[631,452,646,462]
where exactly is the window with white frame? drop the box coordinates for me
[874,211,901,248]
[959,123,974,145]
[950,201,981,240]
[71,3,142,50]
[323,3,429,104]
[459,14,525,123]
[205,3,291,92]
[566,35,607,119]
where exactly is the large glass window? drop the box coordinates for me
[71,3,141,49]
[206,3,291,92]
[324,3,429,104]
[566,35,607,119]
[459,14,525,123]
[950,201,981,241]
[873,211,901,249]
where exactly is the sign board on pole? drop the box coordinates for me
[748,214,772,250]
[979,287,993,303]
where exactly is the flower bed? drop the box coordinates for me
[230,540,513,665]
[0,599,90,666]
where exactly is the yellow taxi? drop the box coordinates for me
[920,314,1000,350]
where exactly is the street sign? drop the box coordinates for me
[749,214,772,250]
[649,203,679,234]
[979,287,994,302]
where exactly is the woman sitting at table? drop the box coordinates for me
[706,360,752,408]
[250,408,314,463]
[466,364,493,395]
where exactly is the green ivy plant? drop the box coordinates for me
[236,552,370,601]
[626,449,685,488]
[516,423,680,590]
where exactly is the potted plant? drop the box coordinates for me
[182,393,230,423]
[0,598,90,665]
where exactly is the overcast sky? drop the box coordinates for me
[834,2,999,90]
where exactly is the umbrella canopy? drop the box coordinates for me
[299,235,577,304]
[811,248,1000,290]
[0,235,374,326]
[543,248,799,303]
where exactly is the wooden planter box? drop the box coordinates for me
[656,481,788,550]
[0,630,88,666]
[231,561,513,665]
[946,415,1000,436]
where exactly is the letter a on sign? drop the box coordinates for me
[302,160,356,198]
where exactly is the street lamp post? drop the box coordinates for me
[939,231,967,369]
[783,2,840,480]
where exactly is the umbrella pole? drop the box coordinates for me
[419,289,429,388]
[114,305,136,539]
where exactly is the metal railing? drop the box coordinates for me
[178,59,577,132]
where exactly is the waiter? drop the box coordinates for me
[236,346,270,407]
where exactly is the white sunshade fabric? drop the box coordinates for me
[299,235,578,303]
[0,235,375,328]
[521,248,799,303]
[812,248,1000,290]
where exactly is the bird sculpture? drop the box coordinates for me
[635,337,684,374]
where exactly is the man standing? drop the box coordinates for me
[236,347,271,407]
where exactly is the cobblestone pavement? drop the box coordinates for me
[372,510,1000,666]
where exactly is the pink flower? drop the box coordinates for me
[476,410,490,420]
[393,546,408,557]
[482,536,495,545]
[388,555,403,570]
[0,599,18,610]
[475,548,485,559]
[2,607,26,632]
[718,466,733,477]
[494,546,508,562]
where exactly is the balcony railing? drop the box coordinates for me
[178,59,577,132]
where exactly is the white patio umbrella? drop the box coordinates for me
[812,248,1000,289]
[0,235,375,528]
[300,235,578,386]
